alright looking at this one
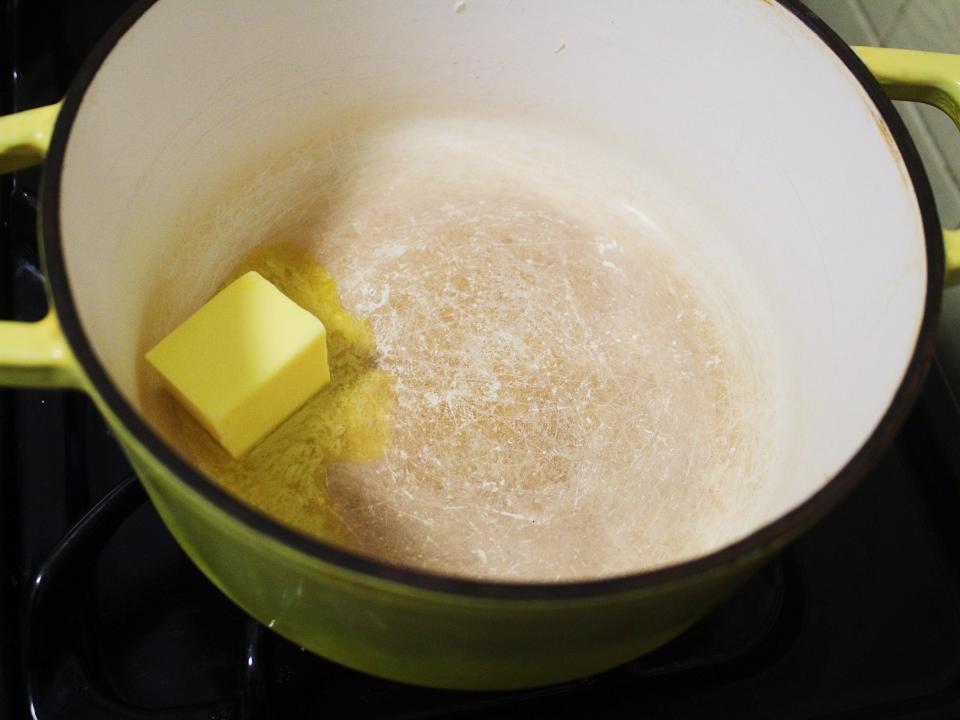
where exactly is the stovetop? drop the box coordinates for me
[4,1,960,718]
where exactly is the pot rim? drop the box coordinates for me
[39,0,945,600]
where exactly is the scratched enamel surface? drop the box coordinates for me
[142,115,778,581]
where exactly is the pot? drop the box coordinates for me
[0,0,956,690]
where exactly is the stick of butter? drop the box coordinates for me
[146,270,331,458]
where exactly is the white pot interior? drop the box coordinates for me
[57,0,927,580]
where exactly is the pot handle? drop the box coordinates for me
[0,103,83,388]
[855,47,960,286]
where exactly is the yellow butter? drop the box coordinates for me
[145,270,331,458]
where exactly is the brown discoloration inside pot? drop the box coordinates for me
[136,115,777,582]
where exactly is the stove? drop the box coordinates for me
[4,2,960,718]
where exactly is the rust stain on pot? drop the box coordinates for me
[870,108,912,191]
[872,111,896,156]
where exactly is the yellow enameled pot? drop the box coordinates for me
[1,0,959,690]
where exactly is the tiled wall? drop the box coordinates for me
[804,0,960,394]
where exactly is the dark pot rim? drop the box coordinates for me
[39,0,945,600]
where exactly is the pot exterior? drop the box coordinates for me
[109,411,768,689]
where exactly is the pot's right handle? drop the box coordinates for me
[855,47,960,286]
[0,102,82,389]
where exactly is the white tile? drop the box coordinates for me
[860,0,910,42]
[881,0,960,51]
[803,0,877,43]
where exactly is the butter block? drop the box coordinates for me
[146,271,330,458]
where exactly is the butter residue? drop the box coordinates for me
[167,242,394,541]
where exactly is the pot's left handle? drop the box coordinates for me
[855,47,960,287]
[0,103,83,389]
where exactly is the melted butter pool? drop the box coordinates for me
[157,242,395,542]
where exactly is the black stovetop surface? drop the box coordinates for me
[4,2,960,718]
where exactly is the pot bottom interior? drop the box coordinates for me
[137,112,782,581]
